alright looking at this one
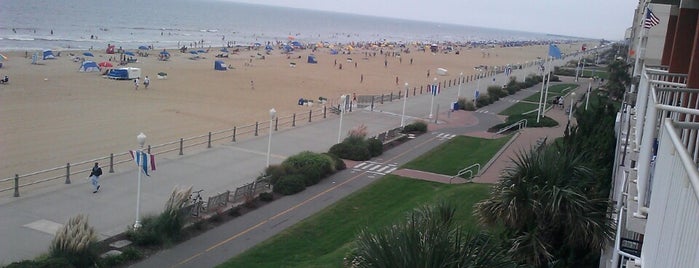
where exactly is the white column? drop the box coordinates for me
[634,67,650,149]
[635,87,656,218]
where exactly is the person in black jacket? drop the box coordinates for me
[89,162,103,193]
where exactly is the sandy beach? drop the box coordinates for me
[0,42,582,182]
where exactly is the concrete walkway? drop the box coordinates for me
[0,55,589,266]
[387,76,587,185]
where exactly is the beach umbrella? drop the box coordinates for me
[98,61,113,68]
[83,52,94,57]
[189,51,198,55]
[197,49,206,53]
[124,51,135,56]
[138,45,149,50]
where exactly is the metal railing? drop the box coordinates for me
[449,163,480,184]
[495,119,527,136]
[0,106,328,197]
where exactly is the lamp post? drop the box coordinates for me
[429,77,437,118]
[134,132,146,229]
[337,95,346,143]
[568,92,576,121]
[585,80,591,110]
[457,72,463,99]
[266,108,276,167]
[401,82,408,127]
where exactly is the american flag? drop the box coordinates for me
[644,8,660,29]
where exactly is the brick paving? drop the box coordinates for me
[393,77,583,185]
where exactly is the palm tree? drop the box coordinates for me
[345,201,515,268]
[475,145,614,267]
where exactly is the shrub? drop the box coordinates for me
[259,192,274,201]
[49,214,98,268]
[281,151,333,186]
[476,94,492,108]
[265,164,292,185]
[402,121,427,133]
[126,215,163,246]
[274,174,306,195]
[328,141,371,161]
[460,99,476,111]
[367,138,383,157]
[127,187,191,246]
[323,152,346,171]
[101,247,143,267]
[524,74,542,87]
[347,124,368,139]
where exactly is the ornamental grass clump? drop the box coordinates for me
[50,214,98,267]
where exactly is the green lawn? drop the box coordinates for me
[402,135,511,176]
[218,176,492,268]
[219,135,510,268]
[522,83,578,102]
[499,102,553,116]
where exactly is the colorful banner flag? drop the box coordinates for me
[644,8,660,29]
[548,44,562,59]
[129,150,156,176]
[431,84,440,96]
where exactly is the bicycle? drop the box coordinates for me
[189,189,208,217]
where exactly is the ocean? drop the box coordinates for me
[0,0,566,51]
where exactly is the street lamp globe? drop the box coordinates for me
[269,108,276,119]
[137,132,146,148]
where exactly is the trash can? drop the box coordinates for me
[452,102,459,111]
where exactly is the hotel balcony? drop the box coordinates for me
[605,65,699,268]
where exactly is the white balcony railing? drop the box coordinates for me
[608,64,699,268]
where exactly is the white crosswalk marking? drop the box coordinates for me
[352,161,398,175]
[475,110,491,114]
[434,133,456,140]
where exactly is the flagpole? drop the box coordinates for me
[536,59,546,123]
[542,57,552,118]
[429,77,436,118]
[632,6,649,79]
[134,132,146,229]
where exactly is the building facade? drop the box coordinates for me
[602,0,699,267]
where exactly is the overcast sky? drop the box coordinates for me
[227,0,637,40]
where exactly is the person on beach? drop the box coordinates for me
[251,80,255,90]
[144,76,150,89]
[89,162,102,193]
[134,77,140,90]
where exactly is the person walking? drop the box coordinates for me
[143,76,150,89]
[89,162,102,193]
[134,77,140,90]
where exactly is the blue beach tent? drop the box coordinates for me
[124,51,135,56]
[307,54,317,64]
[42,50,55,60]
[83,52,94,57]
[265,44,273,51]
[214,60,227,71]
[79,61,100,72]
[330,49,338,55]
[107,69,129,79]
[138,45,149,50]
